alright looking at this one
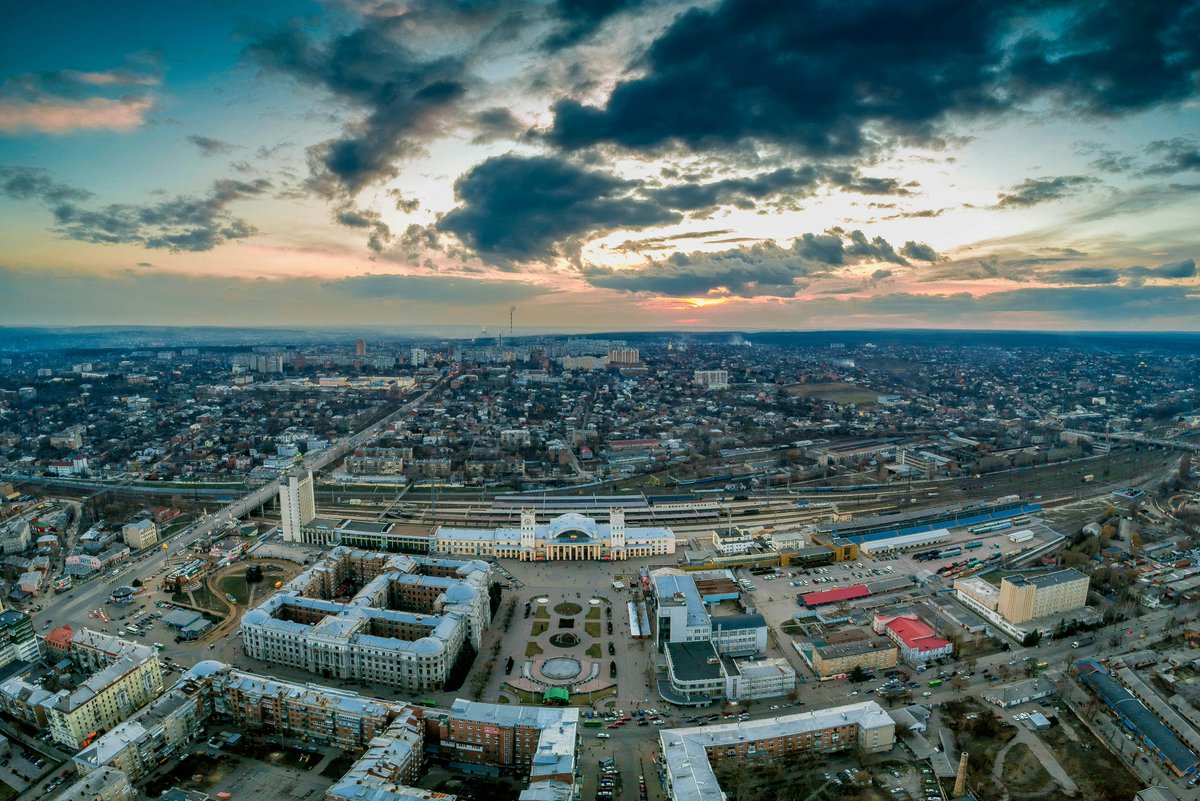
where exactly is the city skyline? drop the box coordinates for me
[2,0,1200,331]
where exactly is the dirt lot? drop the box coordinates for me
[1039,709,1142,801]
[1001,741,1052,791]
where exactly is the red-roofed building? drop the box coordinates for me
[872,613,952,665]
[44,625,74,656]
[801,584,872,608]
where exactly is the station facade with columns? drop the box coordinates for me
[434,510,676,561]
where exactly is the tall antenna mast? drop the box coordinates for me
[510,306,517,339]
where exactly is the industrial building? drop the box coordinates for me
[859,528,950,557]
[1073,659,1199,777]
[435,509,675,561]
[240,547,492,691]
[658,701,895,801]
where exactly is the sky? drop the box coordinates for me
[2,0,1199,332]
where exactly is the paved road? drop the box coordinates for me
[32,383,442,637]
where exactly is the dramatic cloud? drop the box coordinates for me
[246,18,470,197]
[0,59,160,133]
[187,135,237,157]
[0,166,270,252]
[437,154,680,263]
[548,0,1200,158]
[1141,138,1200,176]
[995,175,1097,208]
[438,154,928,262]
[543,0,656,50]
[582,229,937,297]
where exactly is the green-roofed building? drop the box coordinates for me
[542,687,569,705]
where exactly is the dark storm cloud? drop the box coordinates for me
[547,0,1200,157]
[246,19,469,198]
[437,154,680,263]
[581,229,936,297]
[1141,138,1200,176]
[186,135,237,157]
[0,166,270,252]
[437,154,924,262]
[543,0,658,50]
[329,273,549,304]
[995,175,1097,208]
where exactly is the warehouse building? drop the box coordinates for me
[859,528,951,557]
[1074,659,1199,777]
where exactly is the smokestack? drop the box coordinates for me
[953,751,969,797]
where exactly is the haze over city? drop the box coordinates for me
[2,0,1199,330]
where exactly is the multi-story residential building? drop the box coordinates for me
[75,661,580,801]
[54,768,135,801]
[797,634,899,677]
[658,702,895,801]
[280,471,317,542]
[997,569,1090,624]
[240,547,491,691]
[432,698,578,782]
[693,370,730,390]
[436,510,675,561]
[0,610,39,667]
[0,520,30,555]
[121,519,158,551]
[343,447,409,476]
[43,630,164,748]
[608,347,639,365]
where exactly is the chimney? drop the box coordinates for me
[953,751,969,797]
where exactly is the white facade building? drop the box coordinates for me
[240,547,491,691]
[279,471,316,542]
[435,510,674,561]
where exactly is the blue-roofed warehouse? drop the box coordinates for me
[1073,659,1200,777]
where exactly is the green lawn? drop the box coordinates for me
[525,641,544,657]
[584,622,601,637]
[534,606,549,619]
[532,621,548,635]
[586,643,602,658]
[586,607,600,620]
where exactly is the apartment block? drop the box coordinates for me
[659,702,895,801]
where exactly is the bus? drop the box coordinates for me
[583,719,604,728]
[927,678,943,687]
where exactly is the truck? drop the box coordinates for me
[1071,635,1096,649]
[1082,474,1095,483]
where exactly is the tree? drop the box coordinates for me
[950,676,968,694]
[1022,631,1041,647]
[849,665,869,683]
